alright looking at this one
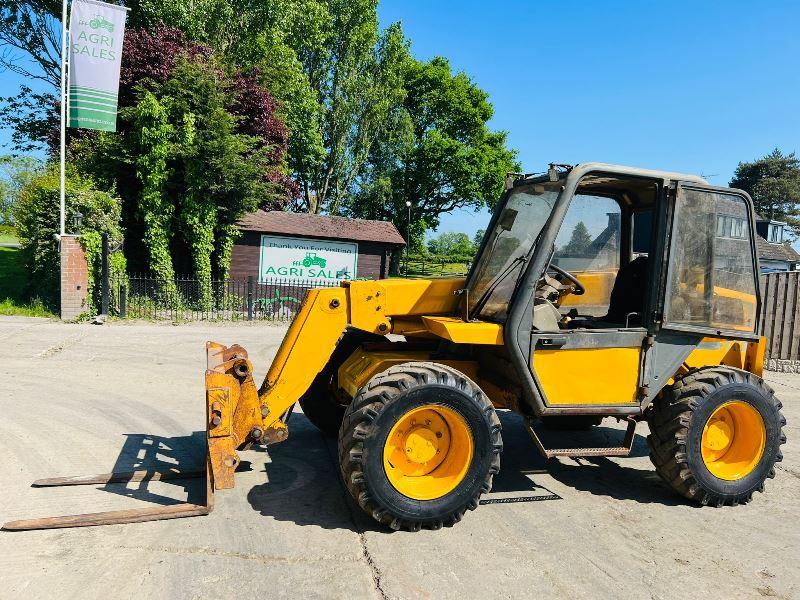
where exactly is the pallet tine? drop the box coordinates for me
[32,468,206,487]
[2,459,214,531]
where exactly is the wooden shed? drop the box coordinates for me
[230,210,406,282]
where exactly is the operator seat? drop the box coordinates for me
[603,255,649,325]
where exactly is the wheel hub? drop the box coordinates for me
[701,401,766,480]
[383,405,474,501]
[703,414,734,453]
[403,426,440,464]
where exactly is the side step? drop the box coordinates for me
[524,416,638,459]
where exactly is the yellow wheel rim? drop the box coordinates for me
[383,404,474,500]
[701,401,766,480]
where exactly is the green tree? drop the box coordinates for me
[76,56,285,305]
[128,0,326,192]
[14,166,124,311]
[65,24,291,295]
[349,56,517,247]
[472,228,485,252]
[561,221,592,255]
[130,91,176,286]
[427,231,474,257]
[730,148,800,237]
[129,0,408,216]
[0,155,41,223]
[0,0,60,86]
[0,1,61,151]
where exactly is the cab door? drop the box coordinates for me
[527,182,655,408]
[531,331,645,406]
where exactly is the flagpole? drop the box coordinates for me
[59,0,67,237]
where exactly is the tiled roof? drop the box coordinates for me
[756,235,800,263]
[237,210,406,246]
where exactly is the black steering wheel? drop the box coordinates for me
[547,263,586,296]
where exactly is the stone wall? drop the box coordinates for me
[60,235,88,320]
[765,358,800,373]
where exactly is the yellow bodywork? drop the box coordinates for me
[682,336,766,378]
[337,349,479,399]
[533,346,641,405]
[420,316,504,345]
[259,278,468,431]
[204,275,768,494]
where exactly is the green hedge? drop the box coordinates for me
[14,167,125,314]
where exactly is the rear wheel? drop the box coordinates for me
[299,329,384,436]
[647,366,786,506]
[338,362,502,531]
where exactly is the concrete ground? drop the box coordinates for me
[0,317,797,600]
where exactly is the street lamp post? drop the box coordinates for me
[405,201,412,271]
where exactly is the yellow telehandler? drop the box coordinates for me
[4,163,786,532]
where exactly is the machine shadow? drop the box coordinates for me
[98,432,210,506]
[499,412,694,507]
[246,416,383,532]
[244,407,692,530]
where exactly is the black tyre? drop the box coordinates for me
[647,366,786,506]
[338,362,502,531]
[299,328,385,436]
[540,415,603,430]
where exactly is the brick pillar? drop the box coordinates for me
[60,235,89,320]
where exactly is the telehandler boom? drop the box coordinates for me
[4,163,786,531]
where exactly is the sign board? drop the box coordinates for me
[259,235,358,283]
[68,0,128,131]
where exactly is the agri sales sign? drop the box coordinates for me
[259,235,358,283]
[68,0,128,131]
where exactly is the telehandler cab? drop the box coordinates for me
[4,162,786,532]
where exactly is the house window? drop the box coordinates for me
[768,223,783,244]
[716,215,746,239]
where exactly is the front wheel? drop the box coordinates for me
[647,366,786,506]
[338,362,502,531]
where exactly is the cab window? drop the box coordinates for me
[553,194,621,317]
[665,188,758,332]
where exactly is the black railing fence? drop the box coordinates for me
[109,275,339,321]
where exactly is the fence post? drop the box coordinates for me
[247,275,254,321]
[101,232,109,315]
[119,284,127,318]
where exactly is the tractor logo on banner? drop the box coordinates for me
[89,15,115,32]
[296,252,327,269]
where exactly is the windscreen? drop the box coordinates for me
[468,180,562,321]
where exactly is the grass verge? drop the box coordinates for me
[0,297,54,317]
[0,246,55,317]
[0,224,18,245]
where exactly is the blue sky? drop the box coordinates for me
[3,2,799,240]
[378,0,800,238]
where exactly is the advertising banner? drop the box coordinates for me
[68,0,127,131]
[259,235,358,283]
